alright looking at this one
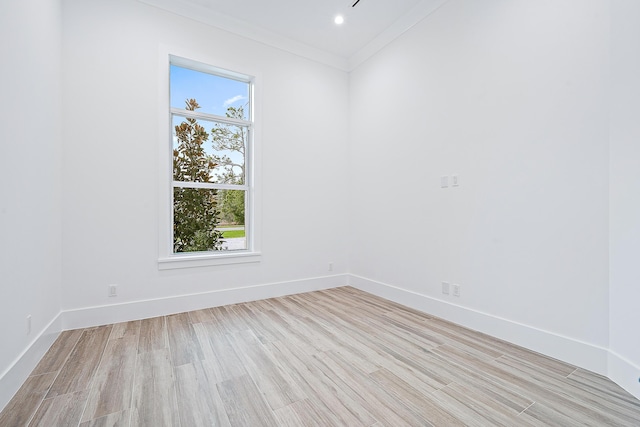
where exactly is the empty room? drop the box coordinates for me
[1,0,639,425]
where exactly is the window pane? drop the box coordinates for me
[170,65,249,119]
[173,115,247,184]
[173,187,224,253]
[209,122,247,184]
[218,190,247,251]
[173,188,247,253]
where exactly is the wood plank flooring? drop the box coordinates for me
[1,286,639,426]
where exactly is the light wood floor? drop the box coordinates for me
[1,287,639,426]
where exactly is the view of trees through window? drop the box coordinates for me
[170,62,251,253]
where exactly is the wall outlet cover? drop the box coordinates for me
[442,281,450,295]
[440,176,449,188]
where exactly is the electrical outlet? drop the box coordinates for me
[26,315,32,335]
[452,174,459,187]
[328,262,333,272]
[440,176,449,188]
[108,284,117,297]
[442,281,450,295]
[453,284,460,297]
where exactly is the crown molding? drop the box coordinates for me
[349,0,450,70]
[138,0,350,71]
[138,0,450,72]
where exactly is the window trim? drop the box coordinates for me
[158,49,261,269]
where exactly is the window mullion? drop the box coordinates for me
[173,181,248,191]
[171,108,251,127]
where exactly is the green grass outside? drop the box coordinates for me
[222,229,245,238]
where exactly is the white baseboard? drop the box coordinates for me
[62,274,348,330]
[608,350,640,400]
[3,272,636,415]
[0,274,346,412]
[0,314,62,412]
[348,274,609,376]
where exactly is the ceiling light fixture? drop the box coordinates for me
[334,15,344,25]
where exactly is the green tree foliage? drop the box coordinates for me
[173,99,223,252]
[211,106,247,224]
[210,106,246,184]
[219,190,245,225]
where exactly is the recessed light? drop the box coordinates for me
[334,15,344,25]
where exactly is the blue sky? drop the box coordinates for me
[170,65,249,118]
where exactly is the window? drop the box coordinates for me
[159,55,259,268]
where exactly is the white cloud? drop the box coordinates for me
[223,95,246,107]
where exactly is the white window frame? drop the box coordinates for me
[158,50,261,269]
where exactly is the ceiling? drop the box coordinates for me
[139,0,449,70]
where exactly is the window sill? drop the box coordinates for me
[158,251,261,270]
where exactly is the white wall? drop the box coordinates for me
[60,0,349,322]
[0,0,63,407]
[609,0,640,398]
[349,0,611,370]
[2,0,638,409]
